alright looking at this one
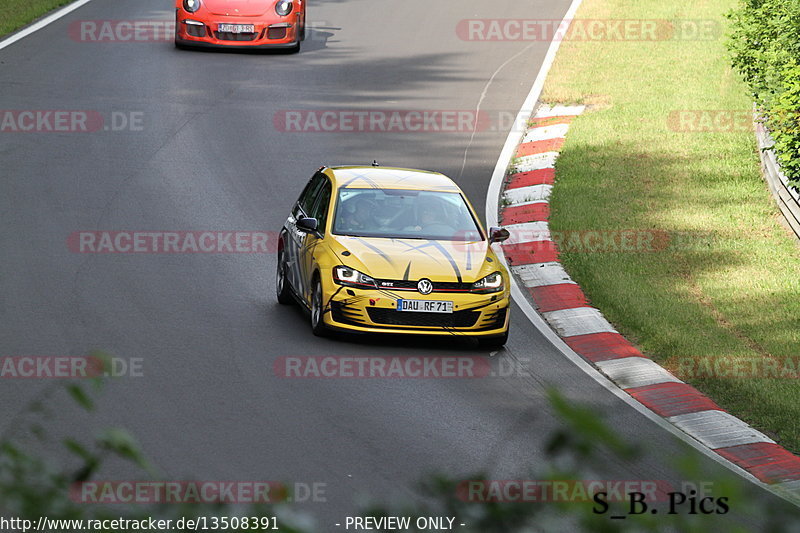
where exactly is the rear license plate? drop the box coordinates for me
[218,24,255,33]
[397,300,453,313]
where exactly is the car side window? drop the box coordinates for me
[308,179,332,235]
[295,172,326,217]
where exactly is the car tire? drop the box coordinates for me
[478,329,508,350]
[310,277,328,337]
[276,249,294,305]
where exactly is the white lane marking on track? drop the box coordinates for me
[503,184,553,205]
[535,104,587,118]
[501,198,550,209]
[542,307,618,337]
[668,411,776,449]
[596,357,682,389]
[775,480,800,501]
[512,152,559,173]
[522,123,570,143]
[512,262,577,287]
[0,0,94,52]
[504,221,551,244]
[458,42,540,180]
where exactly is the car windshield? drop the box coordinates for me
[332,188,484,241]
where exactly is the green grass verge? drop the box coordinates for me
[542,0,800,451]
[0,0,73,38]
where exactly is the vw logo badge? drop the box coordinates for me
[417,278,433,295]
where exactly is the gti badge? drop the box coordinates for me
[417,278,433,295]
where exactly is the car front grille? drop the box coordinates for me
[477,307,507,330]
[375,279,473,293]
[185,24,207,38]
[330,301,367,327]
[267,27,287,40]
[214,31,258,41]
[366,308,479,328]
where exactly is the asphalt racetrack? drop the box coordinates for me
[0,0,795,530]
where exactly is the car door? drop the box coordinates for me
[299,176,332,303]
[285,171,326,300]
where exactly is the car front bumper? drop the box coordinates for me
[175,12,301,49]
[322,286,511,338]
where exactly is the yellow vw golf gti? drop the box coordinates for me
[276,165,511,347]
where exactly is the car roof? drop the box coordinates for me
[326,166,462,192]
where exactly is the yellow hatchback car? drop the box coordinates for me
[276,165,511,347]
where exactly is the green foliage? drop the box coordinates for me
[0,0,73,38]
[2,379,800,531]
[0,379,311,532]
[727,0,800,186]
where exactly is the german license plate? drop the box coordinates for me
[218,24,254,33]
[397,300,453,313]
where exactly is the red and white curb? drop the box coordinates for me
[494,103,800,501]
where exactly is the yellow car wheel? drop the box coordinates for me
[310,277,328,337]
[276,249,293,305]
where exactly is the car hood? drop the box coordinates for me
[334,236,493,283]
[203,0,273,17]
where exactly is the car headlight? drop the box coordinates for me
[471,272,504,294]
[333,266,376,289]
[183,0,201,13]
[275,0,293,16]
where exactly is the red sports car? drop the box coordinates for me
[175,0,305,52]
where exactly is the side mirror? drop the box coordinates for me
[488,226,510,244]
[297,217,319,234]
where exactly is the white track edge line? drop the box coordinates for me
[0,0,94,52]
[482,0,800,505]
